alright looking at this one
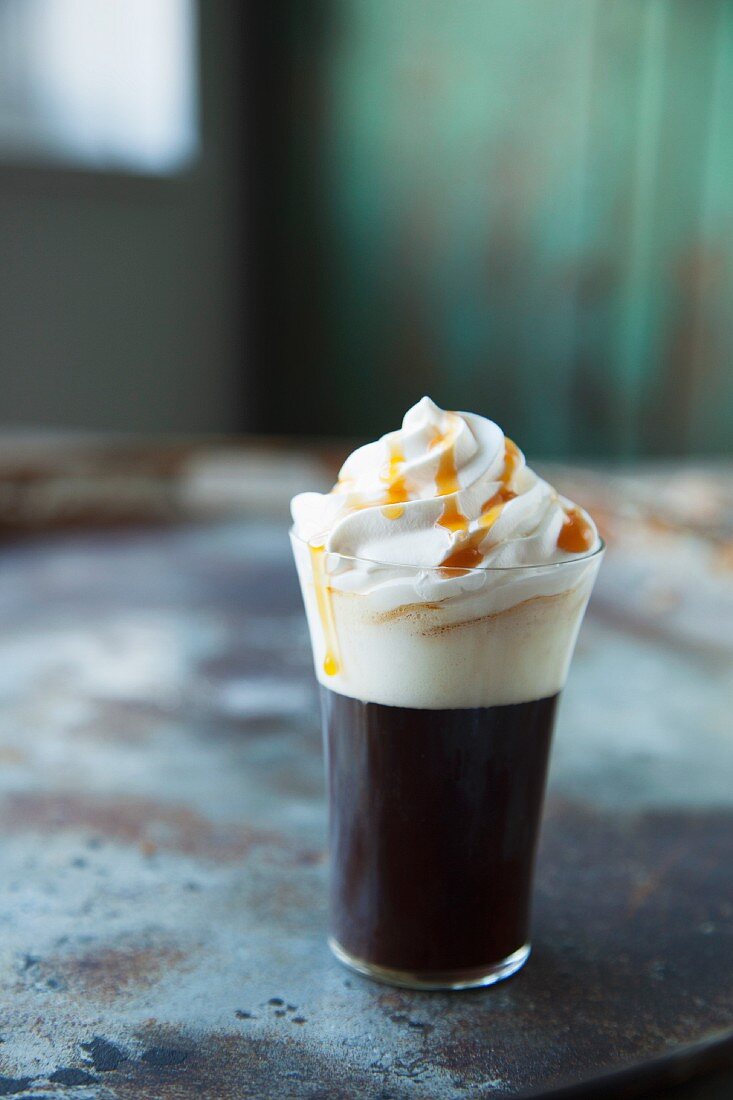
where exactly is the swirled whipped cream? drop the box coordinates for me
[292,397,598,571]
[291,398,602,707]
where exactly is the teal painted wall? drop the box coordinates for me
[286,0,733,456]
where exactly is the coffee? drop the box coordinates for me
[323,687,558,981]
[291,398,602,987]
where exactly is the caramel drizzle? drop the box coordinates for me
[311,436,413,674]
[481,438,519,512]
[432,415,470,533]
[316,425,591,639]
[557,506,594,553]
[309,543,340,676]
[330,438,410,520]
[439,435,519,572]
[379,437,410,519]
[439,537,486,571]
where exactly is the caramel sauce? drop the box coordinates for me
[382,436,404,481]
[440,505,502,572]
[481,487,517,513]
[381,476,410,505]
[433,424,460,496]
[503,437,520,483]
[333,440,411,520]
[557,507,594,553]
[380,437,410,519]
[309,543,340,676]
[479,503,503,529]
[438,495,469,532]
[440,538,485,572]
[439,436,519,572]
[479,439,519,511]
[433,415,469,533]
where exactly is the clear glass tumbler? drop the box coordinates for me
[291,533,604,989]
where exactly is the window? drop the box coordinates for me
[0,0,198,174]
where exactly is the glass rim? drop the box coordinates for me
[290,528,605,575]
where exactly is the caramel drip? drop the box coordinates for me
[381,503,405,520]
[379,437,410,519]
[332,440,410,520]
[440,499,506,574]
[381,438,406,495]
[440,534,486,572]
[433,415,469,532]
[481,487,517,512]
[557,507,595,554]
[309,544,340,676]
[438,495,468,532]
[440,436,519,572]
[503,438,520,484]
[480,438,520,511]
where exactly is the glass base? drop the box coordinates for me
[328,936,531,990]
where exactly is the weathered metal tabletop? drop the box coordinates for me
[0,449,731,1099]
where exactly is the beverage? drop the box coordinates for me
[291,397,602,988]
[323,689,558,985]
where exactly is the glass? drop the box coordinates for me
[291,532,604,989]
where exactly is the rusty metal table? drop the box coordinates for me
[0,451,731,1099]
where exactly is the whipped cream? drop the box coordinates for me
[291,398,602,707]
[292,397,598,571]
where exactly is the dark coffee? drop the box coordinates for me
[321,687,558,979]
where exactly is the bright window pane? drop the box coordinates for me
[0,0,198,173]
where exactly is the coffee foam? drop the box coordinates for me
[292,535,602,708]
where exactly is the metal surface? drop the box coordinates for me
[0,465,731,1098]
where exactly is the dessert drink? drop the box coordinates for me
[291,398,602,988]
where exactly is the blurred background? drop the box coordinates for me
[1,7,733,1094]
[0,0,731,457]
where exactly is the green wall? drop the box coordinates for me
[293,0,733,456]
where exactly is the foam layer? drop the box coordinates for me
[292,534,602,708]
